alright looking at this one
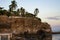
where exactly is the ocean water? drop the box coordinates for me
[52,34,60,40]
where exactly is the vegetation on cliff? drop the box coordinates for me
[0,0,39,17]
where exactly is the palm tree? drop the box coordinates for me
[16,9,20,16]
[9,0,17,12]
[20,7,25,16]
[34,8,39,17]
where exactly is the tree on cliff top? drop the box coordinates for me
[0,0,40,17]
[20,7,25,16]
[9,0,17,12]
[34,8,39,17]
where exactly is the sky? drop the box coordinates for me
[0,0,60,32]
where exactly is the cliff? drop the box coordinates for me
[0,15,52,40]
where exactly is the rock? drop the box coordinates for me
[0,15,52,40]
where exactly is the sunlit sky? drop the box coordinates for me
[0,0,60,32]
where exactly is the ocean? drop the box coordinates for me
[52,34,60,40]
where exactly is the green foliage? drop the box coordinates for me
[7,12,11,17]
[13,11,19,16]
[0,7,3,10]
[17,9,20,15]
[34,8,39,16]
[0,9,11,17]
[25,12,34,17]
[20,7,25,17]
[0,10,3,15]
[9,0,17,12]
[0,0,39,17]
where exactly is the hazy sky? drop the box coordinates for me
[0,0,60,32]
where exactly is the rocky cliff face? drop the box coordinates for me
[0,15,52,40]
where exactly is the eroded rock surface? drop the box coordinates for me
[0,15,52,40]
